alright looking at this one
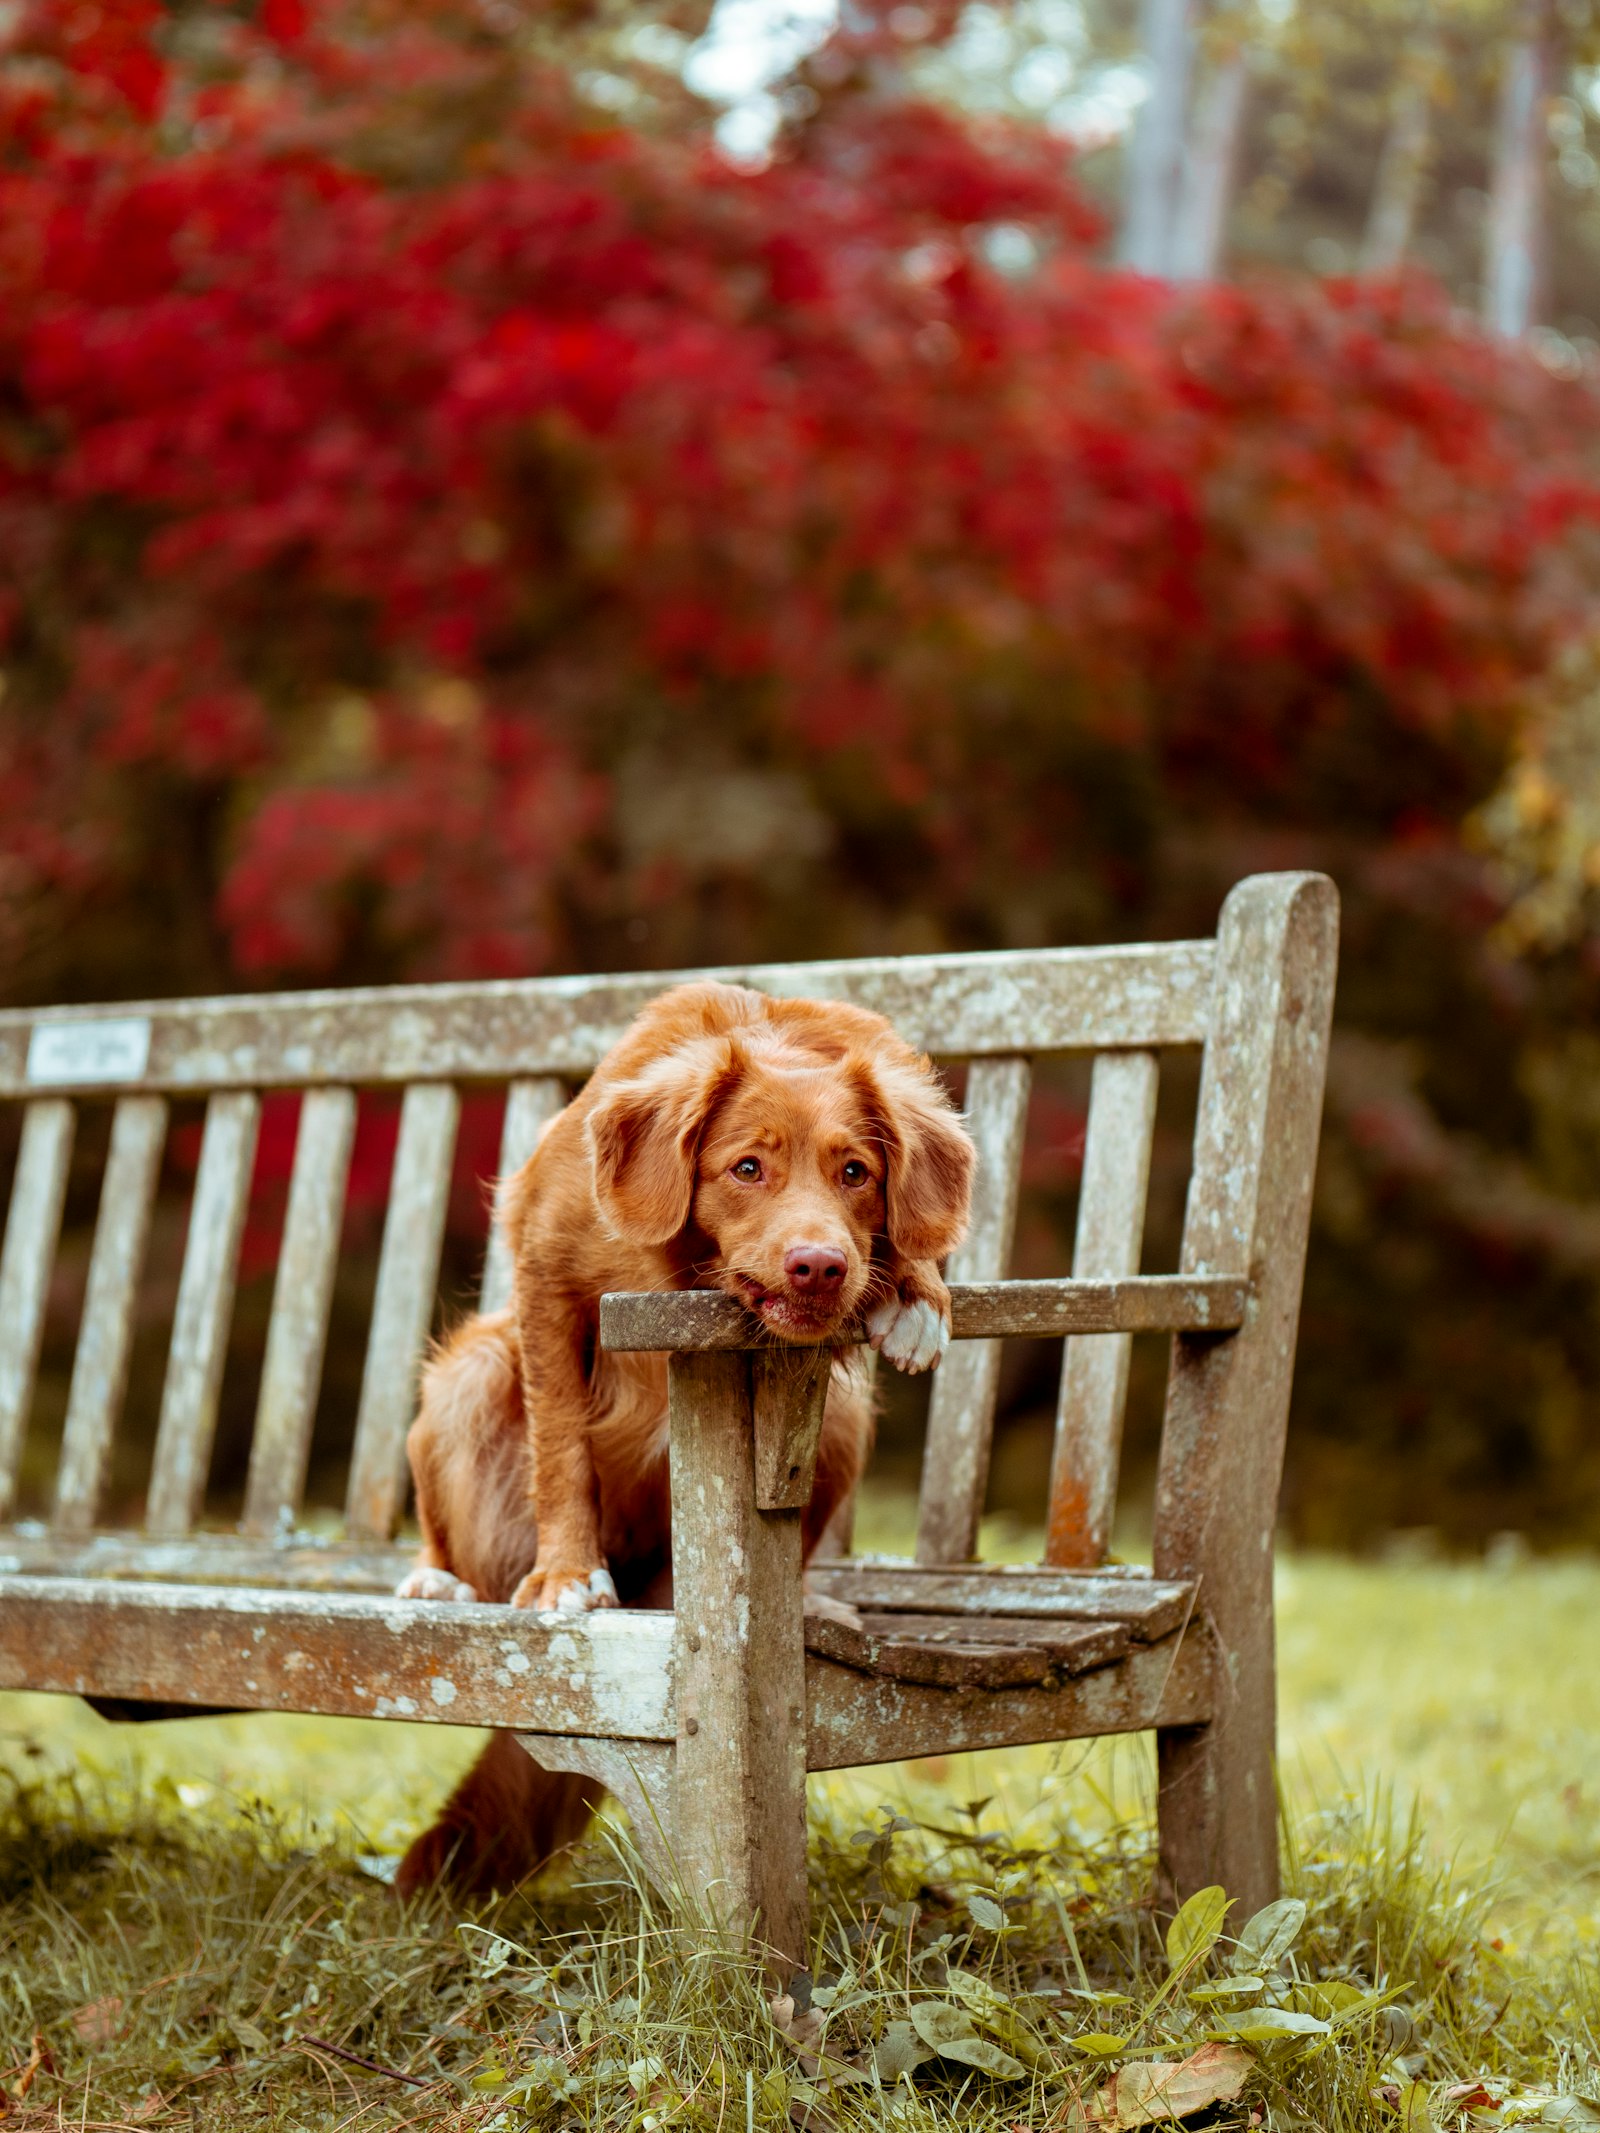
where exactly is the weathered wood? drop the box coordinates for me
[0,880,1334,1959]
[806,1625,1213,1770]
[0,1529,412,1591]
[916,1057,1031,1565]
[345,1083,460,1540]
[0,940,1216,1097]
[1154,872,1337,1916]
[241,1088,357,1538]
[0,1576,676,1737]
[805,1562,1195,1641]
[1048,1051,1160,1568]
[668,1350,809,1965]
[802,1609,1128,1689]
[0,1100,75,1521]
[752,1347,832,1510]
[480,1077,566,1313]
[54,1096,168,1534]
[599,1275,1248,1352]
[147,1092,261,1537]
[521,1736,677,1890]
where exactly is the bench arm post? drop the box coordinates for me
[666,1348,810,1970]
[1153,872,1339,1915]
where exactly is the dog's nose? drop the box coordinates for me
[783,1243,847,1293]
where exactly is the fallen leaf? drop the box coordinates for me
[9,2036,55,2105]
[72,1996,125,2047]
[1092,2043,1251,2128]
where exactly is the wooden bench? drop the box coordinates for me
[0,871,1336,1961]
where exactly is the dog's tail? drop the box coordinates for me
[395,1730,602,1900]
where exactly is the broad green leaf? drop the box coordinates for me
[967,1893,1007,1932]
[945,1969,1013,2015]
[1069,1989,1135,2007]
[1166,1886,1231,1976]
[1289,1981,1378,2019]
[1208,2008,1331,2041]
[911,2001,980,2050]
[874,2021,938,2081]
[910,2001,1028,2080]
[1071,2032,1133,2056]
[1187,1975,1265,2002]
[1504,2100,1600,2130]
[943,1971,1047,2068]
[937,2033,1029,2081]
[1233,1897,1308,1974]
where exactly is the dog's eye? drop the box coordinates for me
[842,1159,870,1186]
[732,1157,763,1182]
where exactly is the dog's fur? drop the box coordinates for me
[394,980,975,1897]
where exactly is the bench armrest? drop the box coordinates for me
[598,1274,1247,1352]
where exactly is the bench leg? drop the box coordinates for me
[1153,874,1338,1919]
[1155,1630,1278,1919]
[668,1351,810,1971]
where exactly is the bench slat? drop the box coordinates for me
[0,1575,676,1738]
[241,1088,356,1537]
[915,1057,1031,1565]
[147,1093,261,1537]
[0,1530,411,1591]
[479,1077,566,1314]
[54,1096,168,1534]
[345,1083,460,1540]
[803,1609,1129,1689]
[0,1100,76,1521]
[599,1274,1248,1350]
[0,941,1216,1095]
[806,1627,1213,1769]
[805,1561,1195,1640]
[1047,1051,1160,1568]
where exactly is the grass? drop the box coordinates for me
[2,1528,1599,2128]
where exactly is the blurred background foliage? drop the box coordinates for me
[5,0,1600,1550]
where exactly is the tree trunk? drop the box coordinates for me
[1119,0,1194,275]
[1169,49,1248,282]
[1360,43,1435,275]
[1484,17,1549,337]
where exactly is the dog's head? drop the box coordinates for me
[586,988,974,1341]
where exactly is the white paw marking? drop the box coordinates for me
[395,1567,481,1604]
[548,1566,620,1616]
[803,1592,864,1632]
[865,1295,949,1374]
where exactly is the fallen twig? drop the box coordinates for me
[295,2035,429,2089]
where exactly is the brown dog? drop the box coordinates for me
[394,980,974,1896]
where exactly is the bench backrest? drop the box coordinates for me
[0,873,1337,1572]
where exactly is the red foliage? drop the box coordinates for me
[2,0,1598,984]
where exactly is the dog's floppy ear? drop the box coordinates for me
[857,1051,975,1262]
[587,1038,743,1246]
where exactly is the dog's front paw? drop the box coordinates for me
[865,1293,950,1374]
[510,1564,620,1615]
[396,1566,482,1603]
